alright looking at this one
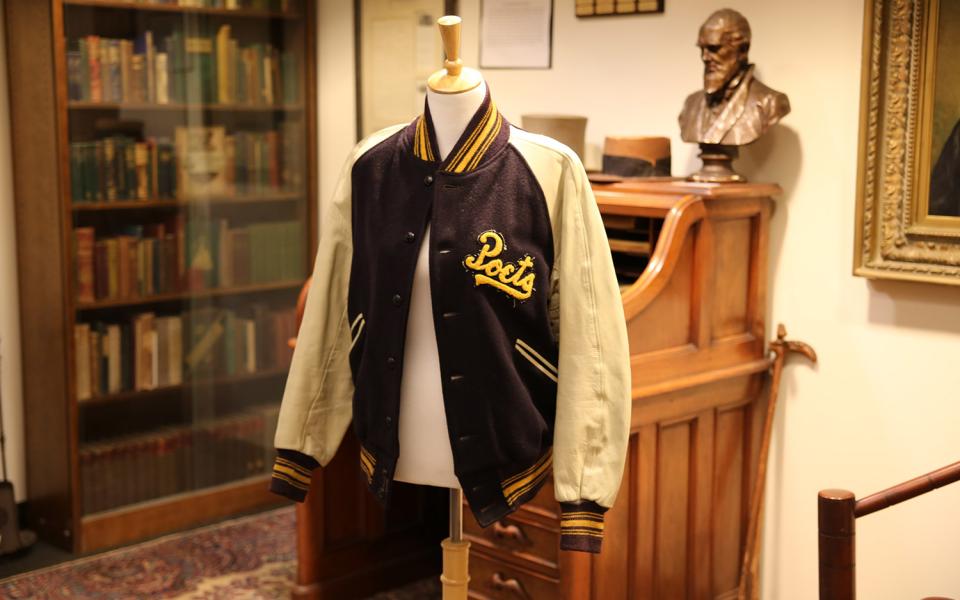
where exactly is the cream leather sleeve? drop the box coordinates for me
[551,151,632,551]
[509,127,632,552]
[270,126,404,502]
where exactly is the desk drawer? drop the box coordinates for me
[464,509,558,573]
[468,549,560,600]
[523,476,558,518]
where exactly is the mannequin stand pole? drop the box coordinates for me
[440,488,470,599]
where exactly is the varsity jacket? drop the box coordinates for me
[269,88,631,554]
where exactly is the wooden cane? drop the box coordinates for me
[736,324,817,600]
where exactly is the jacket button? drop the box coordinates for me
[424,175,434,186]
[392,294,402,306]
[386,356,396,368]
[405,231,415,243]
[377,489,385,500]
[385,415,393,425]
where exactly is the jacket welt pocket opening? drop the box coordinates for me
[514,338,558,383]
[350,313,366,350]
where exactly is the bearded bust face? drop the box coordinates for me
[697,9,751,96]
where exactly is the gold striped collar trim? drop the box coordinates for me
[412,89,506,174]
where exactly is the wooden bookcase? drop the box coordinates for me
[3,0,317,553]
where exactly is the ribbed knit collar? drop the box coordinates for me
[411,85,510,174]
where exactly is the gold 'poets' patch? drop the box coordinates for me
[463,230,536,301]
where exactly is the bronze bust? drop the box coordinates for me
[679,10,789,183]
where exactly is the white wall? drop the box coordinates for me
[0,0,26,503]
[320,1,960,598]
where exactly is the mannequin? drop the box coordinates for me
[393,80,487,490]
[395,16,485,599]
[270,12,631,572]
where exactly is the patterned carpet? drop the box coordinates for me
[0,507,440,599]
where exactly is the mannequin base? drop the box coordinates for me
[440,537,471,600]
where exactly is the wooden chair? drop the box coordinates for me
[818,460,960,600]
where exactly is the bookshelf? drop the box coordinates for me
[4,0,316,552]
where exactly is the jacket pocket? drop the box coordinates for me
[350,312,366,351]
[514,338,558,383]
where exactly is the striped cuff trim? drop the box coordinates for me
[500,448,553,507]
[269,449,319,503]
[560,500,608,554]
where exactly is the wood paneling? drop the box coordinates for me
[627,234,695,355]
[711,218,752,340]
[590,181,779,599]
[655,421,690,599]
[80,477,282,553]
[294,429,445,599]
[713,405,746,592]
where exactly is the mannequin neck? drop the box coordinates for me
[426,81,487,161]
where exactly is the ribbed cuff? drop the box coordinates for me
[559,500,607,554]
[269,449,319,502]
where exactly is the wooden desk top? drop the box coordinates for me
[591,177,782,218]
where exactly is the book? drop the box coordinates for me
[67,51,83,100]
[175,125,227,198]
[184,308,225,375]
[75,227,96,303]
[75,323,92,401]
[215,25,232,103]
[184,34,213,104]
[120,40,132,102]
[155,52,169,104]
[70,25,296,106]
[106,324,122,394]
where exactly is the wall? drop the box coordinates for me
[321,1,960,598]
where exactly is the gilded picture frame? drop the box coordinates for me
[854,0,960,285]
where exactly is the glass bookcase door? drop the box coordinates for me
[64,1,308,516]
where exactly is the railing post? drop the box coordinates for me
[818,489,856,600]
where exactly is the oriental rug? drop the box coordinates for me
[0,506,440,599]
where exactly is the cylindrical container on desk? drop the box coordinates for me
[521,114,588,162]
[602,136,671,177]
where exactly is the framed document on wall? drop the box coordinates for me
[479,0,553,69]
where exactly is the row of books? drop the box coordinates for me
[80,405,280,514]
[67,26,299,106]
[74,218,304,303]
[70,124,304,203]
[74,305,297,400]
[71,136,174,202]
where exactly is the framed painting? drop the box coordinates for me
[855,0,960,285]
